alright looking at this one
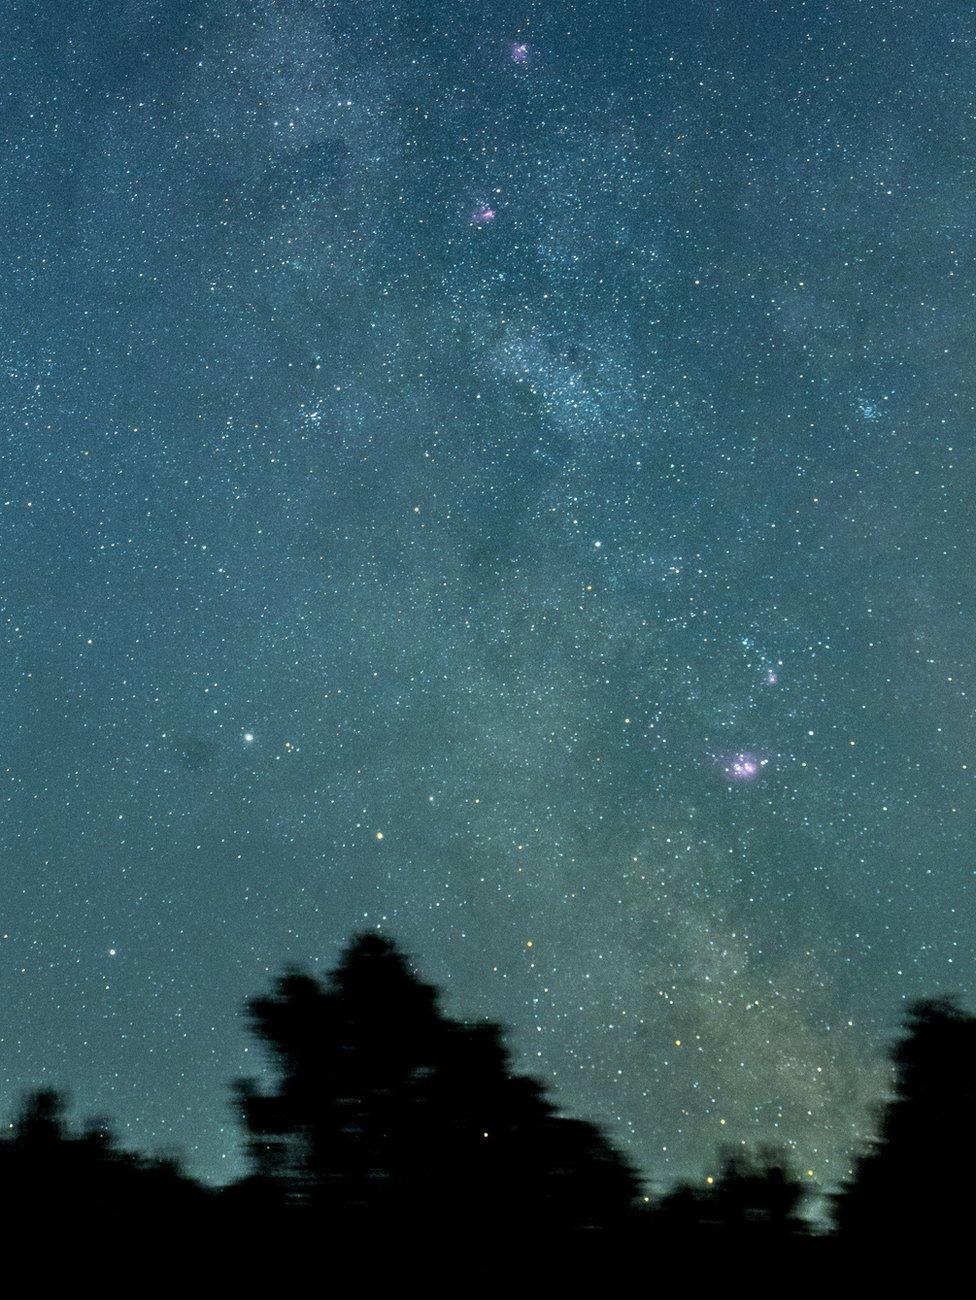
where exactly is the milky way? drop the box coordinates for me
[1,1,974,1190]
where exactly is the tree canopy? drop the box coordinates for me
[0,932,970,1256]
[235,932,640,1233]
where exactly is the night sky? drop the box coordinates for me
[2,0,974,1191]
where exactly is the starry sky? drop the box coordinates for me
[2,0,974,1190]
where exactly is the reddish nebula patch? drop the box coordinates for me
[718,752,766,782]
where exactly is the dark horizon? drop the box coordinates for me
[0,925,969,1207]
[1,930,972,1249]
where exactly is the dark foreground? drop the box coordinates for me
[0,933,971,1261]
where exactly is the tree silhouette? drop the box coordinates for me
[651,1147,806,1244]
[0,1089,204,1228]
[835,997,976,1244]
[235,932,640,1234]
[710,1148,806,1239]
[0,932,968,1249]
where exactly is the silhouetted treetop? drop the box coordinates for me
[0,930,968,1253]
[835,997,976,1240]
[237,932,640,1231]
[0,1089,203,1227]
[652,1146,806,1242]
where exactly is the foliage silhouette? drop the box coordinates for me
[0,931,970,1253]
[834,997,976,1244]
[0,1089,205,1228]
[235,932,640,1234]
[649,1147,806,1246]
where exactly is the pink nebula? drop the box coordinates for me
[471,204,496,226]
[721,752,765,782]
[510,42,531,64]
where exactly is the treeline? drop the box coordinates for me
[0,933,972,1252]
